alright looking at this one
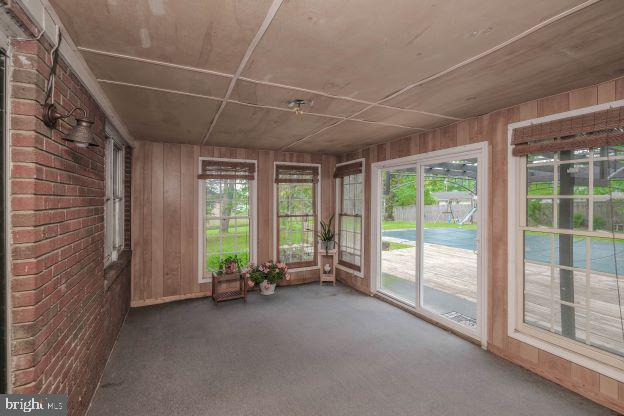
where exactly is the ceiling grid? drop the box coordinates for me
[48,0,624,153]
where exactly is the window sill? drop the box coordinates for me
[336,263,363,277]
[288,265,320,273]
[104,249,131,292]
[509,326,624,383]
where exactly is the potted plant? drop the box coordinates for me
[247,261,289,295]
[216,255,243,276]
[317,215,336,254]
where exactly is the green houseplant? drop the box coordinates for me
[216,255,244,275]
[246,261,289,295]
[317,215,336,254]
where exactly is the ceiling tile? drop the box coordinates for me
[207,102,338,149]
[101,83,220,144]
[231,80,368,118]
[50,0,273,73]
[83,51,231,98]
[288,121,414,154]
[383,0,624,119]
[355,106,453,130]
[243,0,586,101]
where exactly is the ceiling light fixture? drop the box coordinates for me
[41,30,97,148]
[288,99,312,115]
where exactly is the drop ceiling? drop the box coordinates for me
[49,0,624,154]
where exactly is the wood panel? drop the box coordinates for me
[334,75,624,414]
[141,142,152,300]
[151,143,164,299]
[180,144,196,295]
[132,143,337,303]
[163,144,182,297]
[130,141,143,302]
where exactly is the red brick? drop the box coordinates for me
[5,7,131,415]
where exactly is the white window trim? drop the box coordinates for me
[273,161,321,272]
[370,142,489,347]
[335,158,365,277]
[104,135,125,267]
[507,98,624,382]
[197,157,258,284]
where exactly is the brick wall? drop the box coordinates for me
[7,4,131,415]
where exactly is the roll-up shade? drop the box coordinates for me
[511,107,624,157]
[275,164,319,184]
[334,161,363,178]
[198,160,256,180]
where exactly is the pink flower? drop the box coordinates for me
[247,279,255,288]
[263,281,271,289]
[285,273,291,281]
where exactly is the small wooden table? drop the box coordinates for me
[212,272,247,305]
[320,250,337,286]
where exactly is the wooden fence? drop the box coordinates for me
[393,204,477,224]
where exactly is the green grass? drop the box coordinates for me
[382,220,477,230]
[382,221,416,230]
[387,242,413,250]
[205,221,251,272]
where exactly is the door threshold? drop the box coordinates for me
[374,291,483,348]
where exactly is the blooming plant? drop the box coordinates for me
[246,261,289,287]
[217,255,244,275]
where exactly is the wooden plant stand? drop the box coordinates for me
[212,272,247,305]
[320,250,337,286]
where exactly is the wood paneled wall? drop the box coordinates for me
[131,143,336,307]
[335,76,624,413]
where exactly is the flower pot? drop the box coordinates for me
[320,240,335,253]
[259,280,276,295]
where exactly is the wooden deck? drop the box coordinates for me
[382,244,477,302]
[382,245,624,355]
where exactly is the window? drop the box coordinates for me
[104,137,124,265]
[199,159,256,281]
[522,147,624,359]
[335,161,363,272]
[511,106,624,371]
[275,164,319,268]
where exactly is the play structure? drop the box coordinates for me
[430,191,477,225]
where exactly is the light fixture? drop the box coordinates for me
[288,99,312,115]
[43,104,95,148]
[41,30,97,148]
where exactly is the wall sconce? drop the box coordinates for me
[43,104,95,148]
[41,30,97,148]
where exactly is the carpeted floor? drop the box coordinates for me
[88,283,616,416]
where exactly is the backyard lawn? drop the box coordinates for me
[382,220,477,230]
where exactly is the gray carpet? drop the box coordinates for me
[88,283,616,416]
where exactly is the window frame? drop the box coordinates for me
[104,135,125,266]
[274,162,321,271]
[508,99,624,382]
[335,159,365,276]
[197,157,257,283]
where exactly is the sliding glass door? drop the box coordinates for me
[421,158,479,331]
[380,167,418,304]
[374,145,486,342]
